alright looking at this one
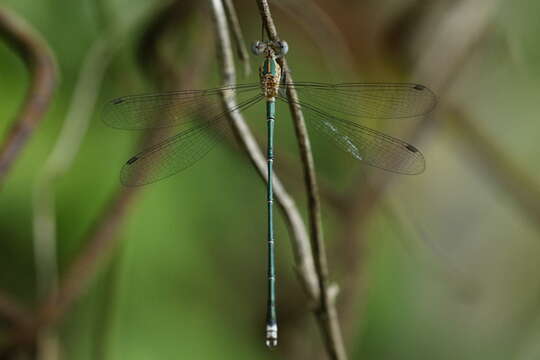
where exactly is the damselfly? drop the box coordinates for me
[103,40,437,347]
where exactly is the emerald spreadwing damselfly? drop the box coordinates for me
[103,40,437,347]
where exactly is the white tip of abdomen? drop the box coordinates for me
[266,324,278,348]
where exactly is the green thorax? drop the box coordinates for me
[260,56,279,76]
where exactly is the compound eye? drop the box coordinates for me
[275,40,289,56]
[251,41,265,55]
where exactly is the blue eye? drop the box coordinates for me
[251,41,265,55]
[275,41,288,56]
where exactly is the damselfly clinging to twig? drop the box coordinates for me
[103,39,437,348]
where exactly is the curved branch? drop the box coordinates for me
[0,7,57,186]
[256,1,347,359]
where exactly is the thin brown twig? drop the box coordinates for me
[0,7,57,186]
[222,0,251,77]
[210,0,319,302]
[255,1,347,359]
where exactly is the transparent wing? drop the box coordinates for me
[122,94,264,186]
[281,82,436,120]
[278,97,425,175]
[103,84,261,130]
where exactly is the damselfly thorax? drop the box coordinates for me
[259,51,282,99]
[253,41,287,99]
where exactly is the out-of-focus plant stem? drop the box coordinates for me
[448,107,540,228]
[222,0,251,77]
[32,35,118,360]
[0,6,57,357]
[0,7,57,187]
[273,0,357,78]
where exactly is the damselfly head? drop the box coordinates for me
[251,40,289,57]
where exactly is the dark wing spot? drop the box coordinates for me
[413,84,425,91]
[405,144,419,153]
[126,156,139,165]
[112,98,125,105]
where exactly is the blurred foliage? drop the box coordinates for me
[1,0,540,359]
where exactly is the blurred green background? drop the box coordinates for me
[1,0,540,359]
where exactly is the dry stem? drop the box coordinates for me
[0,7,57,186]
